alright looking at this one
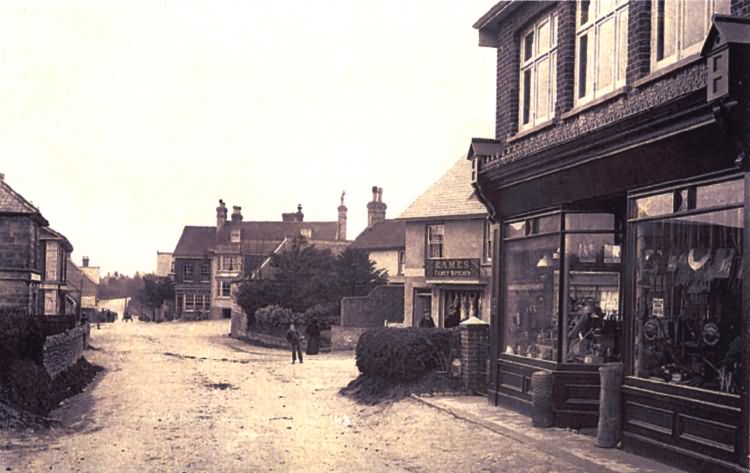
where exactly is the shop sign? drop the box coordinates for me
[426,258,480,280]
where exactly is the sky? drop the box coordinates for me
[1,0,497,276]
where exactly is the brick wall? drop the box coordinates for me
[340,285,404,328]
[43,324,90,379]
[488,1,750,169]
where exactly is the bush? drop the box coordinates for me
[254,305,296,333]
[299,303,339,329]
[355,328,459,381]
[0,309,45,366]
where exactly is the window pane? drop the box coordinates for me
[564,234,621,363]
[634,193,674,218]
[503,234,560,361]
[578,34,590,99]
[565,213,615,231]
[538,214,562,233]
[617,9,628,83]
[538,19,550,54]
[580,0,591,25]
[656,0,677,61]
[598,0,614,16]
[504,221,527,239]
[597,17,615,92]
[444,290,482,328]
[683,0,708,50]
[522,68,532,125]
[524,32,534,62]
[633,208,743,393]
[697,179,744,209]
[536,57,550,121]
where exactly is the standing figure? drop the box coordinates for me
[286,322,303,364]
[305,319,321,355]
[419,310,436,328]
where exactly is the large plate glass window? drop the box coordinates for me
[651,0,730,71]
[502,214,561,361]
[630,177,743,394]
[519,11,558,131]
[576,0,629,105]
[562,213,622,363]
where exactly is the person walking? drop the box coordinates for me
[305,319,321,355]
[286,322,303,364]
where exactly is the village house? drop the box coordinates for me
[155,251,173,277]
[398,156,493,328]
[172,199,349,320]
[67,257,100,311]
[350,187,406,285]
[0,174,47,314]
[39,226,75,315]
[469,1,750,471]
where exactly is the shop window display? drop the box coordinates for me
[631,178,744,394]
[503,230,560,362]
[443,290,482,328]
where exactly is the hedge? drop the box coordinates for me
[355,327,459,381]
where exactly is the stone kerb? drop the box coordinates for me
[459,316,490,394]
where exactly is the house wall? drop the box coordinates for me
[0,216,41,312]
[368,249,400,280]
[340,285,404,327]
[403,217,491,326]
[45,242,60,281]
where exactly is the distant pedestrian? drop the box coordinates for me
[419,311,436,328]
[124,309,132,323]
[305,319,321,355]
[286,323,303,364]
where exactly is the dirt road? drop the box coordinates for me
[1,320,588,473]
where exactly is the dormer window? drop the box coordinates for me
[519,11,558,131]
[652,0,729,71]
[575,0,629,105]
[231,229,241,243]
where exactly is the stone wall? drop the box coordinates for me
[340,285,404,328]
[330,326,368,351]
[43,324,90,379]
[230,311,248,338]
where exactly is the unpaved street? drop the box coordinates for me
[1,320,589,473]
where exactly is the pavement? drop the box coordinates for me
[412,394,686,473]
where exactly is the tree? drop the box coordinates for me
[138,275,175,321]
[333,247,388,299]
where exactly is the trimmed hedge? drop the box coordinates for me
[355,327,459,381]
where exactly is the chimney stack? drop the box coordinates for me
[231,205,243,223]
[367,186,387,227]
[216,199,228,232]
[296,204,304,222]
[0,173,4,181]
[82,256,89,268]
[337,191,347,241]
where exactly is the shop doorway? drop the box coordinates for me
[413,289,432,327]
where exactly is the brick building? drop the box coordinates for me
[469,1,750,471]
[0,175,48,314]
[398,156,493,328]
[350,187,406,285]
[39,226,75,315]
[172,199,349,320]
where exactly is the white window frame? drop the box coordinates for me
[519,11,558,131]
[183,263,193,281]
[219,281,231,298]
[651,0,729,71]
[185,293,195,311]
[575,0,629,105]
[200,262,210,281]
[483,220,494,263]
[426,224,445,260]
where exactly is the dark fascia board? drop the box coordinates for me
[701,14,750,56]
[473,1,518,47]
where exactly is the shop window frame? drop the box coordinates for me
[626,172,745,394]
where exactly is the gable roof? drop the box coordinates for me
[173,226,216,258]
[67,259,98,296]
[40,226,74,252]
[0,179,48,224]
[352,220,406,251]
[398,156,487,221]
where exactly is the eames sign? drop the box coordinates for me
[426,258,480,280]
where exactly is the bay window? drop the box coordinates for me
[576,0,629,105]
[652,0,730,70]
[519,11,558,130]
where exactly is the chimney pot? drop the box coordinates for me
[231,205,243,223]
[0,173,4,181]
[82,256,89,267]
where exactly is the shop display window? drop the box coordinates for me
[443,289,482,328]
[631,177,744,394]
[502,211,622,364]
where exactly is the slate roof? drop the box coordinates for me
[351,220,406,251]
[398,156,487,220]
[40,226,74,252]
[172,226,216,258]
[0,179,48,224]
[173,220,341,258]
[67,260,99,297]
